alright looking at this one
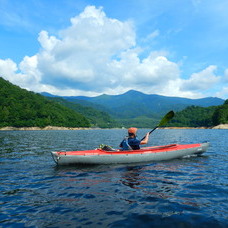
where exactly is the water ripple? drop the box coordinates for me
[0,130,227,227]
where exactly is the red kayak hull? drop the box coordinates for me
[51,142,209,165]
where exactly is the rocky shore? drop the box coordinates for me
[164,124,228,129]
[211,124,228,129]
[0,126,91,131]
[1,124,228,131]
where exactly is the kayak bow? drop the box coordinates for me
[51,142,209,165]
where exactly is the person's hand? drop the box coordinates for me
[141,132,150,144]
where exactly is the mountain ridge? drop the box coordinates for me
[0,77,90,128]
[40,90,225,129]
[41,90,224,119]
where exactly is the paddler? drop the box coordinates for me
[119,127,150,150]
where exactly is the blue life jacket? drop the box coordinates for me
[120,137,141,150]
[121,137,132,150]
[128,137,141,150]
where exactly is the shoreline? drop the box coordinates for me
[0,124,228,131]
[0,126,92,131]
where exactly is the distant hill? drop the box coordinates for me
[0,77,90,128]
[168,99,228,127]
[53,90,224,118]
[212,99,228,125]
[168,105,218,127]
[42,90,225,128]
[47,97,118,128]
[2,76,224,129]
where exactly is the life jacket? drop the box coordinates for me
[121,137,133,151]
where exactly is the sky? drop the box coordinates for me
[0,0,228,99]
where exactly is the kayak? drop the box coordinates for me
[51,142,209,165]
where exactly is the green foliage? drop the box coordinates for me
[158,111,174,127]
[0,77,90,128]
[68,90,224,119]
[60,90,225,128]
[47,97,118,128]
[1,77,227,129]
[168,106,217,127]
[130,101,228,128]
[212,100,228,125]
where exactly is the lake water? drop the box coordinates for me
[0,129,227,227]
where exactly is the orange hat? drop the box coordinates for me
[128,127,137,134]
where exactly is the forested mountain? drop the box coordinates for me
[168,100,228,127]
[168,106,217,127]
[0,77,90,128]
[47,97,118,128]
[212,100,228,125]
[43,90,224,128]
[57,90,224,119]
[1,76,226,129]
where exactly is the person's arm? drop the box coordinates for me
[140,132,149,145]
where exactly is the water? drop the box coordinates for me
[0,129,227,227]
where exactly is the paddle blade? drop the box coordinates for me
[141,110,175,141]
[158,110,175,127]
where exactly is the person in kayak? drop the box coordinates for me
[119,127,150,150]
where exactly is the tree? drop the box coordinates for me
[212,101,228,125]
[0,77,91,128]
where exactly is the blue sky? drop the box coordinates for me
[0,0,228,99]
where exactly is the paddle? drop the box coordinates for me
[140,110,175,141]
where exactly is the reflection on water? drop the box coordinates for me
[0,129,227,227]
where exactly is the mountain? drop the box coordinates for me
[41,90,224,128]
[212,99,228,125]
[167,99,228,127]
[168,105,217,127]
[0,77,90,128]
[59,90,225,119]
[2,76,224,129]
[46,97,118,128]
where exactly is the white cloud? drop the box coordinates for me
[180,65,220,91]
[35,5,137,91]
[164,81,198,98]
[0,58,28,87]
[216,69,228,99]
[38,31,60,51]
[0,56,39,91]
[216,87,228,100]
[0,5,226,99]
[141,30,160,43]
[0,58,17,79]
[224,69,228,81]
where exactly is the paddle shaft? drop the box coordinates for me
[140,126,157,141]
[140,111,174,141]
